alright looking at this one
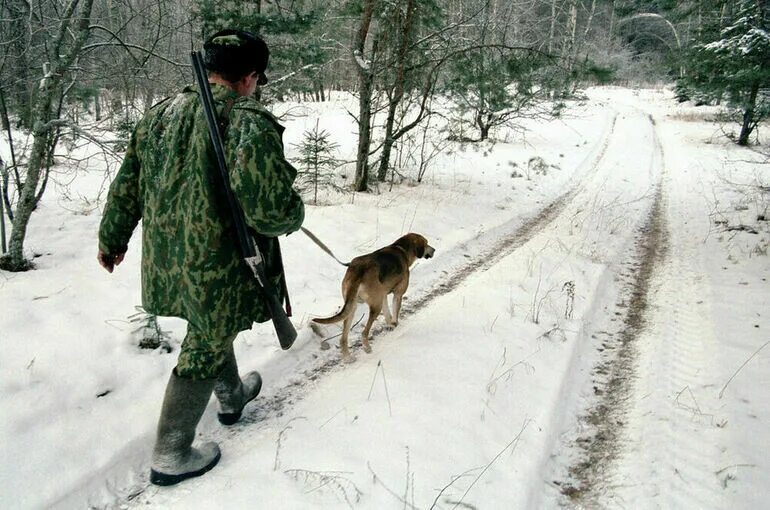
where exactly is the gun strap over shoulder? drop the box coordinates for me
[218,98,236,134]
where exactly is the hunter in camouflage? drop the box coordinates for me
[97,29,304,486]
[99,83,303,376]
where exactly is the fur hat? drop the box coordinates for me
[204,29,269,85]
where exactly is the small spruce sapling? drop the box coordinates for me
[291,120,344,204]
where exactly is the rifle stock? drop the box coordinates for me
[265,291,297,349]
[191,51,296,350]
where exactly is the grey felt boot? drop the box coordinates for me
[214,350,262,426]
[150,371,221,486]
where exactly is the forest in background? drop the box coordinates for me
[0,0,768,270]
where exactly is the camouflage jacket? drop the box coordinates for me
[99,84,305,338]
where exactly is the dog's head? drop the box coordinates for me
[393,233,435,260]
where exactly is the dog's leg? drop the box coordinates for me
[392,291,404,327]
[340,313,353,361]
[361,303,382,354]
[382,295,393,325]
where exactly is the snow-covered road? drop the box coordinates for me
[2,88,767,509]
[117,95,724,509]
[585,93,770,509]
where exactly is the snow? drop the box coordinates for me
[353,51,370,71]
[1,88,768,509]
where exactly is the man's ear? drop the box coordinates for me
[243,72,257,87]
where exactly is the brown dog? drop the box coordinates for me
[313,233,435,360]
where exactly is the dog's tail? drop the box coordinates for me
[312,276,361,324]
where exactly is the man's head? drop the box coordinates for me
[204,29,269,96]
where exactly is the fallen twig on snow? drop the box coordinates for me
[367,360,393,416]
[367,462,420,510]
[450,418,532,509]
[715,463,756,476]
[285,468,362,509]
[274,417,308,471]
[429,468,480,510]
[719,340,770,399]
[724,224,759,234]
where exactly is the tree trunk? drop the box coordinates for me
[565,0,578,74]
[738,79,759,146]
[0,166,11,224]
[4,95,55,269]
[376,102,398,182]
[476,111,492,141]
[581,0,597,47]
[95,90,101,121]
[377,0,415,182]
[352,0,377,192]
[0,85,9,132]
[547,0,558,54]
[8,1,34,129]
[0,157,6,254]
[609,0,616,43]
[354,75,373,192]
[0,85,18,218]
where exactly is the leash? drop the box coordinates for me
[300,227,349,267]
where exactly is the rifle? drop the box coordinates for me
[190,50,296,350]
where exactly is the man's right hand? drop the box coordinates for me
[98,251,125,273]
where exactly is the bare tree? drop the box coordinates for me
[375,0,417,183]
[1,0,97,271]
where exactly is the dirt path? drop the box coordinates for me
[402,112,619,316]
[577,102,768,509]
[555,114,668,506]
[547,95,768,509]
[236,109,623,425]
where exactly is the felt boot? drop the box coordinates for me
[214,350,262,426]
[150,371,221,486]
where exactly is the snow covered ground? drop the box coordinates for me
[0,88,767,509]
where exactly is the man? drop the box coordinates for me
[98,29,304,486]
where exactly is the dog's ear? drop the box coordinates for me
[415,240,425,258]
[410,234,429,258]
[402,233,426,258]
[396,233,428,258]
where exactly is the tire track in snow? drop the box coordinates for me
[402,111,619,316]
[250,110,621,418]
[556,114,669,506]
[83,110,621,509]
[595,113,730,509]
[607,247,726,509]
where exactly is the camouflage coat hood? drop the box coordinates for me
[99,84,305,337]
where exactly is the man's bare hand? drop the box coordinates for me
[98,251,125,273]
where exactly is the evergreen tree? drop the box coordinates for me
[680,0,769,145]
[194,0,325,101]
[444,48,555,141]
[291,121,343,205]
